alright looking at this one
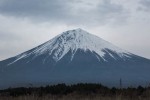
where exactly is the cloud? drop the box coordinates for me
[0,0,71,21]
[0,0,128,25]
[138,0,150,12]
[94,0,128,25]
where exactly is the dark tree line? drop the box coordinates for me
[0,83,150,98]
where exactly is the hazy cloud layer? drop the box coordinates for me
[0,0,128,25]
[138,0,150,11]
[0,0,71,20]
[0,0,150,60]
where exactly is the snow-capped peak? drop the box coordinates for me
[9,28,131,65]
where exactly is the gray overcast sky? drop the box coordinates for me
[0,0,150,60]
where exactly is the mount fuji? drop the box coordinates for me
[0,28,150,89]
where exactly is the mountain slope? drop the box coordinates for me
[0,28,150,89]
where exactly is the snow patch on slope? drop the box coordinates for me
[8,54,28,65]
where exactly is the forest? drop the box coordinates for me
[0,83,150,100]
